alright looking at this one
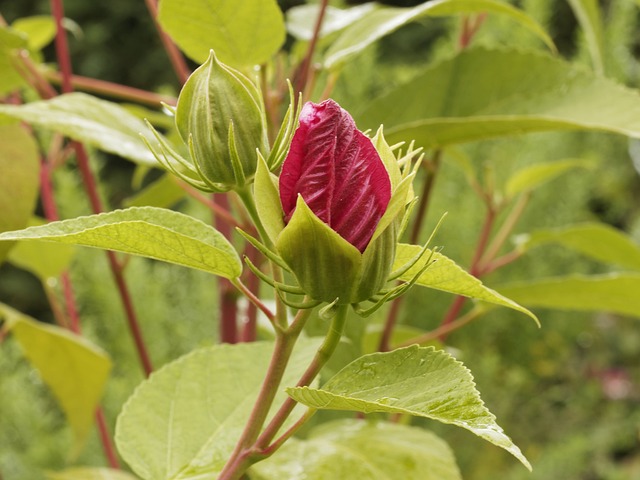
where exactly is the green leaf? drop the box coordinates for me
[1,303,112,455]
[496,273,640,318]
[359,48,640,148]
[254,154,285,245]
[567,0,605,74]
[0,206,242,280]
[12,16,57,51]
[361,323,432,354]
[505,158,590,198]
[324,0,555,70]
[158,0,285,66]
[286,3,377,41]
[115,339,321,480]
[0,49,26,96]
[287,345,530,470]
[518,223,640,271]
[0,125,40,264]
[8,217,75,281]
[124,174,186,208]
[46,468,138,480]
[395,243,538,324]
[251,419,462,480]
[0,93,163,166]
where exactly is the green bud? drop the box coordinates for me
[175,50,268,191]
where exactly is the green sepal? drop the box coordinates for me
[267,81,302,171]
[254,152,285,245]
[236,228,290,272]
[276,196,362,305]
[244,255,304,295]
[371,126,402,189]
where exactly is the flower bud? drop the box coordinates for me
[175,50,268,191]
[276,100,400,305]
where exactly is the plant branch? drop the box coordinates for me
[44,70,177,106]
[233,278,275,325]
[294,0,329,97]
[409,150,442,245]
[399,307,481,347]
[143,0,190,85]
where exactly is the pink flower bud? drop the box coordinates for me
[279,100,391,253]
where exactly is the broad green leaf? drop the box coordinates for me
[286,3,377,41]
[324,0,555,70]
[518,223,640,271]
[496,273,640,318]
[1,303,112,454]
[8,217,75,280]
[0,124,40,264]
[0,49,26,96]
[251,419,462,480]
[158,0,285,66]
[12,16,57,51]
[505,158,590,198]
[288,345,530,470]
[46,468,138,480]
[0,93,163,166]
[115,339,321,480]
[359,48,640,148]
[567,0,604,74]
[124,174,186,208]
[395,243,538,324]
[0,206,242,279]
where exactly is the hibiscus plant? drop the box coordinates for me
[1,0,640,479]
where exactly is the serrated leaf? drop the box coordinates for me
[359,48,640,147]
[115,339,321,480]
[518,223,640,271]
[395,243,538,324]
[0,206,242,279]
[496,273,640,318]
[158,0,285,66]
[324,0,555,70]
[46,468,138,480]
[12,16,56,51]
[251,419,462,480]
[8,217,75,280]
[567,0,604,74]
[0,124,40,264]
[287,345,530,470]
[505,158,590,198]
[286,3,377,41]
[1,303,112,455]
[0,93,164,166]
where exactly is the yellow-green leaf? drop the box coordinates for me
[46,468,138,480]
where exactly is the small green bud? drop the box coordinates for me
[175,50,268,191]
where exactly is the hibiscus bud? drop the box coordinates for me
[174,50,269,191]
[276,100,398,305]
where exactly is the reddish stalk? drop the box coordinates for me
[240,244,261,342]
[294,0,329,97]
[214,193,239,343]
[44,71,177,107]
[51,0,153,376]
[143,0,190,85]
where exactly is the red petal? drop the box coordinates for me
[279,100,391,252]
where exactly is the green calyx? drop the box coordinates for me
[170,50,268,191]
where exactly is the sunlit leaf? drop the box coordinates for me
[359,48,640,147]
[158,0,285,66]
[12,16,57,51]
[286,3,377,41]
[288,345,530,470]
[0,207,242,279]
[115,339,321,480]
[395,243,538,324]
[324,0,555,70]
[496,273,640,318]
[518,223,640,271]
[252,419,462,480]
[1,303,112,455]
[0,125,40,264]
[0,93,164,166]
[46,468,138,480]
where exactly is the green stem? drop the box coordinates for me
[218,307,314,480]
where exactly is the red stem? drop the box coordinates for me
[143,0,190,85]
[214,194,238,343]
[240,245,260,342]
[95,409,121,469]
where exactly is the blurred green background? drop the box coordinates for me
[1,0,640,479]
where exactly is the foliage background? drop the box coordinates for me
[1,0,640,479]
